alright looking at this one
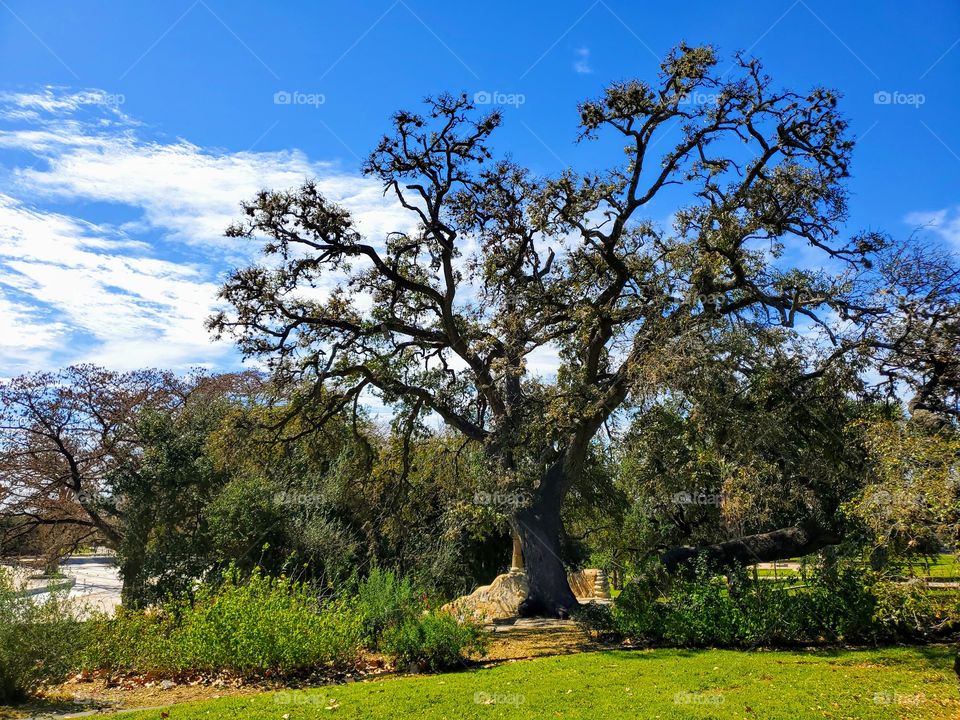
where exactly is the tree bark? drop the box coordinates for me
[660,520,841,573]
[511,465,578,618]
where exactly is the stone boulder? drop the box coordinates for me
[443,568,610,621]
[442,571,528,622]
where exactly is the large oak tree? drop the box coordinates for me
[211,45,906,616]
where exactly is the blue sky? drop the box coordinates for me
[0,0,958,376]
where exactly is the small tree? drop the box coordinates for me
[211,45,895,616]
[0,366,176,554]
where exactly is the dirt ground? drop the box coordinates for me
[483,617,597,662]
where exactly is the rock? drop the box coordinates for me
[567,569,609,599]
[160,680,175,690]
[442,571,529,621]
[442,568,611,621]
[593,569,611,599]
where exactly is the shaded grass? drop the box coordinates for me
[115,645,960,719]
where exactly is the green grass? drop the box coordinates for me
[753,565,801,579]
[751,555,960,581]
[907,555,960,580]
[115,646,960,719]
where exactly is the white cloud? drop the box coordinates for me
[904,207,960,249]
[0,88,410,374]
[0,87,563,384]
[574,47,592,75]
[8,132,409,254]
[0,193,229,371]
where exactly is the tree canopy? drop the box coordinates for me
[209,43,958,616]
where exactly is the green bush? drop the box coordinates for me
[350,566,488,670]
[380,610,488,671]
[86,568,363,675]
[0,569,89,702]
[608,576,662,641]
[605,558,949,648]
[872,576,959,637]
[353,567,421,648]
[84,566,488,677]
[661,566,745,645]
[572,601,617,640]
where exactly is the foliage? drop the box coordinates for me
[0,569,89,702]
[380,611,488,672]
[603,357,879,574]
[85,568,363,675]
[116,397,233,606]
[100,367,505,606]
[577,558,958,648]
[352,567,421,648]
[350,566,488,670]
[847,419,960,561]
[82,566,487,680]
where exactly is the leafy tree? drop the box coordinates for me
[115,390,231,605]
[212,44,936,615]
[848,418,959,562]
[211,398,509,596]
[867,243,960,424]
[611,330,884,571]
[0,366,180,555]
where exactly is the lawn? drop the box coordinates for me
[752,555,960,580]
[116,646,960,720]
[907,555,960,580]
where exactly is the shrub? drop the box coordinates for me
[380,610,487,671]
[0,569,89,702]
[87,568,363,676]
[572,601,618,641]
[660,562,744,646]
[799,563,881,642]
[83,566,488,678]
[353,567,421,648]
[607,558,949,648]
[872,576,959,637]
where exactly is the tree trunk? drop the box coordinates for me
[511,468,578,618]
[660,520,841,573]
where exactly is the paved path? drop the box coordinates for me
[21,556,123,615]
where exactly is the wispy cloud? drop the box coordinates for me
[573,46,592,74]
[0,88,407,374]
[904,207,960,250]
